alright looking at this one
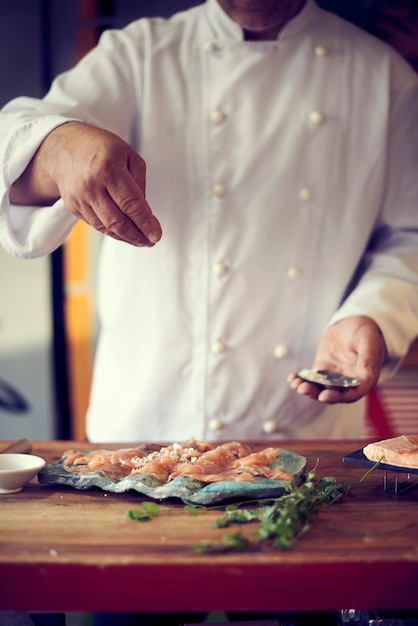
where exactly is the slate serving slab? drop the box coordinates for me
[342,448,418,475]
[38,448,307,505]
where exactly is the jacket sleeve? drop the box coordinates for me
[327,74,418,373]
[0,24,141,258]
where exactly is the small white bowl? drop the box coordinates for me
[0,453,46,494]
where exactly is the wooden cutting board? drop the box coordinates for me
[1,439,417,613]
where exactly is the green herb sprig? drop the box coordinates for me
[193,531,251,554]
[126,461,380,552]
[192,461,379,553]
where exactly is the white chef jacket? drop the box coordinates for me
[1,0,418,443]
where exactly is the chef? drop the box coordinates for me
[1,0,418,444]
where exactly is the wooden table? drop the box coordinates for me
[0,439,417,614]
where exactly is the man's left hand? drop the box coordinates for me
[287,316,386,404]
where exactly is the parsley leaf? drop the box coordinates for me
[127,502,160,522]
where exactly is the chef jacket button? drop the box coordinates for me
[299,187,312,201]
[263,420,277,434]
[274,344,288,359]
[310,110,325,125]
[210,110,226,124]
[287,266,301,279]
[213,183,227,198]
[213,262,228,277]
[314,45,328,57]
[209,417,224,431]
[203,40,218,53]
[211,340,227,354]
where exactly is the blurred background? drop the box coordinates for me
[0,0,417,444]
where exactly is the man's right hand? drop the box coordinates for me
[10,121,162,247]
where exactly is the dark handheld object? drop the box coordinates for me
[297,368,361,390]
